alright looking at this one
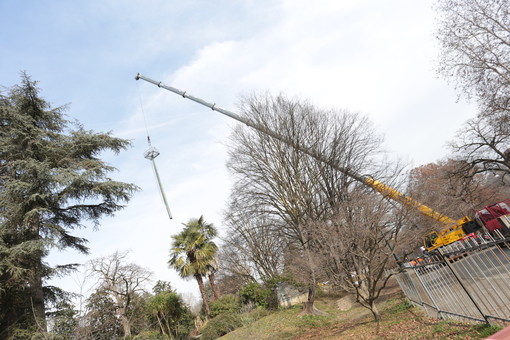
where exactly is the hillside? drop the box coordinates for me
[219,280,500,339]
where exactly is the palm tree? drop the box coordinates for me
[192,216,221,301]
[169,216,218,316]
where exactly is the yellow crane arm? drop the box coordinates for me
[363,177,460,226]
[363,177,474,251]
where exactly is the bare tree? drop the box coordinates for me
[436,0,510,183]
[314,187,406,327]
[89,251,152,338]
[409,159,509,220]
[435,0,510,118]
[435,0,510,185]
[220,203,288,283]
[449,115,510,182]
[226,94,383,313]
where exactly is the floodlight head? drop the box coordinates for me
[144,147,160,160]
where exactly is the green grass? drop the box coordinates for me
[472,323,504,338]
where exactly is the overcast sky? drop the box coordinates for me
[1,0,477,302]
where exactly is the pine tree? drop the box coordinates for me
[0,73,138,336]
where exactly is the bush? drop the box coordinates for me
[209,294,241,318]
[238,282,272,309]
[239,301,257,313]
[238,276,297,310]
[201,312,242,340]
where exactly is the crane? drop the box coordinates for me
[134,73,493,251]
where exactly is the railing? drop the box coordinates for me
[390,232,510,325]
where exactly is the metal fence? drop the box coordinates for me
[390,232,510,325]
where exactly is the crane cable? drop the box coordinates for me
[136,82,173,220]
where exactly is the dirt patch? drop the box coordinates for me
[336,294,356,311]
[336,276,401,311]
[376,276,402,301]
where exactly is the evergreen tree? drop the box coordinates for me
[84,288,122,340]
[0,73,138,336]
[48,301,79,339]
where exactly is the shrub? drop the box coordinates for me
[209,294,241,318]
[201,312,242,340]
[239,282,272,309]
[238,276,299,310]
[239,301,257,313]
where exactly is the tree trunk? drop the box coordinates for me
[208,271,220,300]
[112,290,132,338]
[195,274,210,316]
[302,302,314,314]
[370,300,381,334]
[29,264,47,332]
[302,285,316,314]
[166,321,174,340]
[30,220,47,332]
[156,313,165,335]
[118,307,131,338]
[369,300,381,321]
[302,238,317,314]
[4,285,18,339]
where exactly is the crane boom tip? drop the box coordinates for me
[135,73,141,80]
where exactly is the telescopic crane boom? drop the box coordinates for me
[135,73,477,250]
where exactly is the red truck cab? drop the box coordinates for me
[474,199,510,237]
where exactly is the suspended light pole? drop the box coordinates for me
[136,78,173,221]
[144,137,173,220]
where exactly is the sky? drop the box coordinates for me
[1,0,478,304]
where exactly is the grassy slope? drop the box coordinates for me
[220,280,502,339]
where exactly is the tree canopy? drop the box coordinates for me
[0,73,138,336]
